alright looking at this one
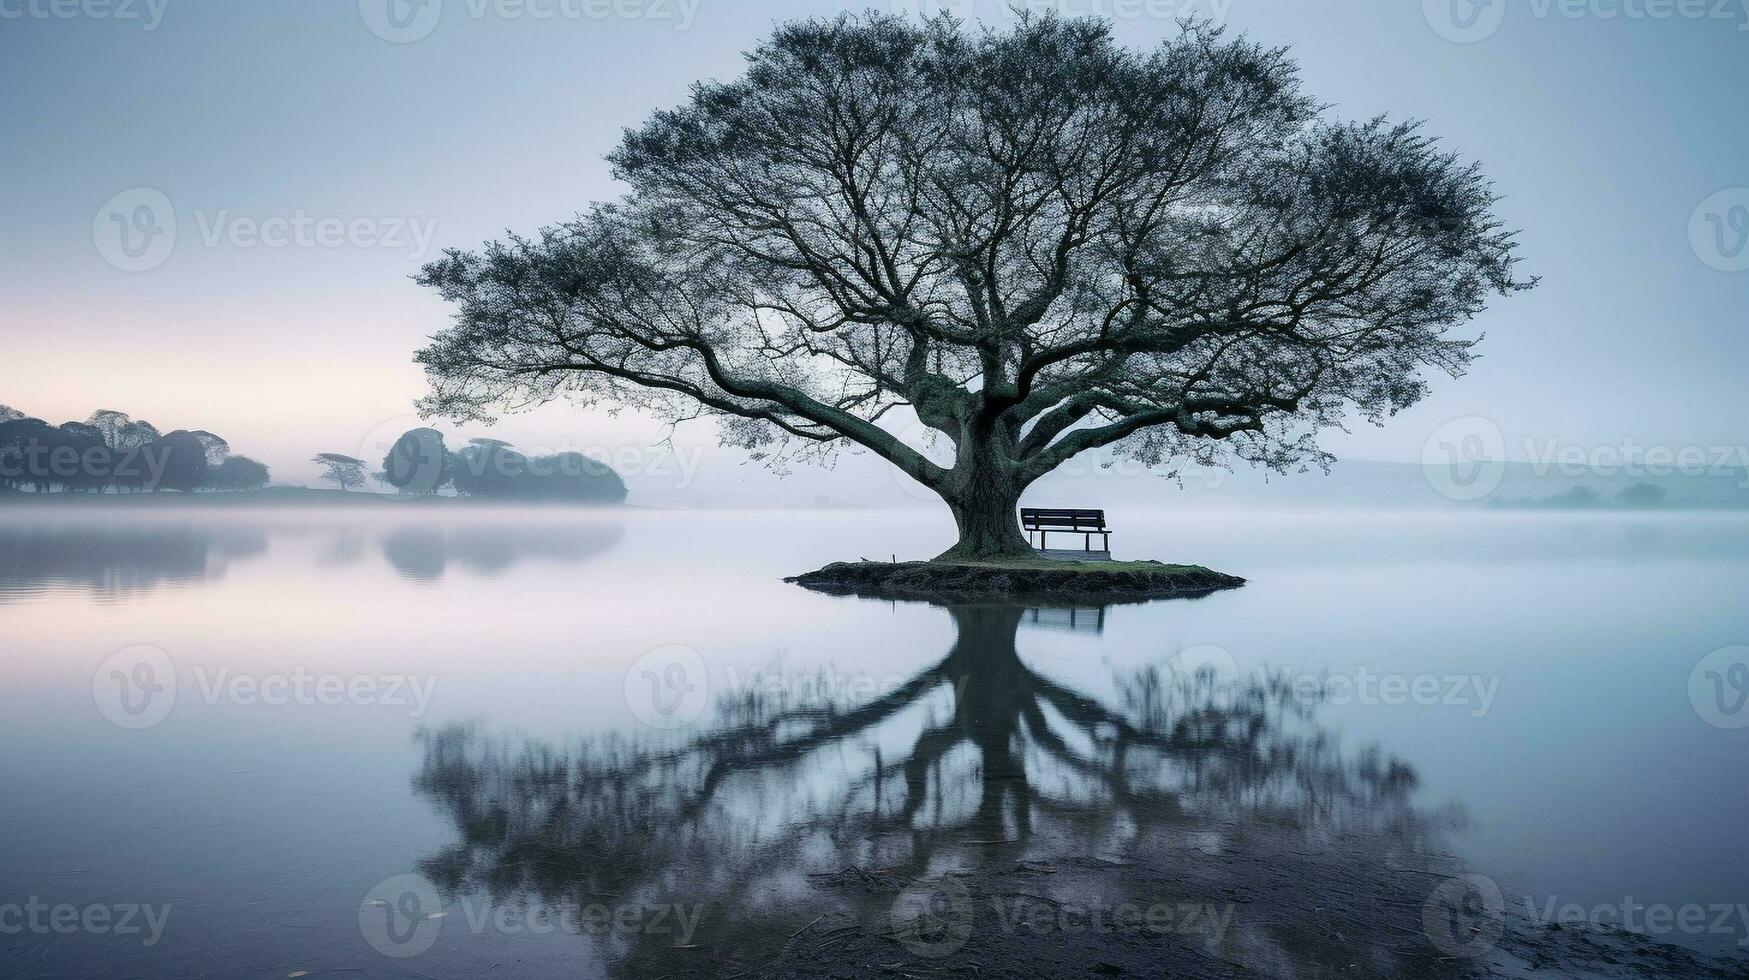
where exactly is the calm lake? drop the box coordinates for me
[2,506,1746,977]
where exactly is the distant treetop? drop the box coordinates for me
[0,403,266,494]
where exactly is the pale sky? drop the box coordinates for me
[3,0,1746,485]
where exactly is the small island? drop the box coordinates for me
[787,557,1245,605]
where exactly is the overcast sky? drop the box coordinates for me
[3,0,1746,485]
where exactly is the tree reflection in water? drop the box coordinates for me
[412,604,1476,978]
[380,520,624,581]
[0,520,267,602]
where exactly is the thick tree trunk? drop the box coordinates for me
[934,433,1032,562]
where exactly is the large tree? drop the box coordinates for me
[415,14,1530,559]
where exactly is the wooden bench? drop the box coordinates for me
[1021,508,1111,556]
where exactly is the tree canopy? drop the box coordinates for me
[415,13,1530,557]
[203,455,272,492]
[0,405,262,494]
[447,437,628,503]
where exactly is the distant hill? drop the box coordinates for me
[618,447,1749,511]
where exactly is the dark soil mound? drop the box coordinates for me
[786,559,1245,605]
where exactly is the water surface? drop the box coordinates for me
[1,506,1745,976]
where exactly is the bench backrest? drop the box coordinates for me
[1021,507,1107,531]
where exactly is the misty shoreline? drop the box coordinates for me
[0,487,633,508]
[6,487,1749,514]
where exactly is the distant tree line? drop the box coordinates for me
[2,406,625,503]
[1490,482,1673,510]
[358,427,626,503]
[0,404,269,494]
